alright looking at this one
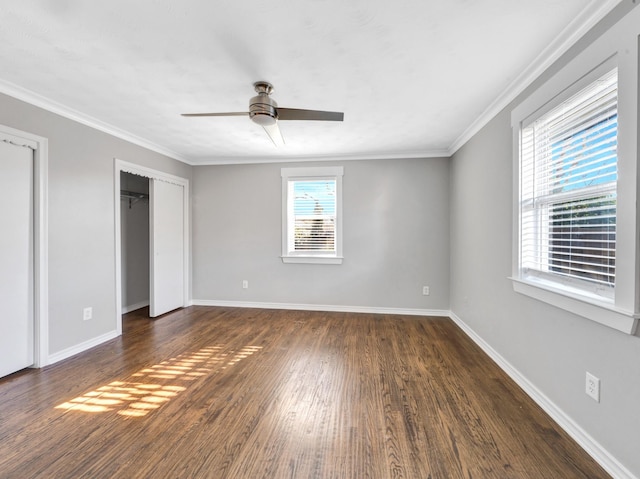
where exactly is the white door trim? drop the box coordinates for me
[0,124,49,368]
[114,159,190,333]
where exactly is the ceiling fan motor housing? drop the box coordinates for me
[249,81,278,126]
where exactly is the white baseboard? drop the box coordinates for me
[47,329,120,366]
[449,311,636,479]
[192,299,449,318]
[122,301,149,314]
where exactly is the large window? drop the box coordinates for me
[511,36,639,334]
[281,166,343,264]
[519,68,618,299]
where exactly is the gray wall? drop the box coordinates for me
[0,93,191,356]
[449,2,640,475]
[192,158,450,310]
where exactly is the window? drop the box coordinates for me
[519,68,618,299]
[281,166,343,264]
[511,40,639,334]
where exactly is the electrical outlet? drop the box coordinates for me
[83,307,92,321]
[422,286,430,296]
[242,280,249,289]
[585,372,600,402]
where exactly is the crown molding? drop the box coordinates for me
[191,148,451,166]
[0,79,192,165]
[448,0,625,155]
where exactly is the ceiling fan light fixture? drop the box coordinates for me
[249,90,278,127]
[250,112,277,126]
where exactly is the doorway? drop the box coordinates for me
[114,160,189,334]
[120,172,150,314]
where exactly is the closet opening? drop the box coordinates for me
[120,171,150,316]
[114,159,190,335]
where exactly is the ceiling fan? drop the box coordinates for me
[181,81,344,146]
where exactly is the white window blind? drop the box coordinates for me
[281,166,343,264]
[289,179,336,253]
[520,68,618,295]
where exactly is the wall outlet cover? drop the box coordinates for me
[585,372,600,402]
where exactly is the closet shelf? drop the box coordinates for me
[121,190,149,208]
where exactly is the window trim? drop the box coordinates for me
[519,65,618,301]
[510,22,639,335]
[281,166,343,265]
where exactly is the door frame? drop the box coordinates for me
[114,159,190,334]
[0,124,49,368]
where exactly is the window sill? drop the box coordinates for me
[510,277,638,334]
[281,255,343,265]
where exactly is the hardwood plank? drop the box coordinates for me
[0,307,610,478]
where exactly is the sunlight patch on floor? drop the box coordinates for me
[55,345,262,418]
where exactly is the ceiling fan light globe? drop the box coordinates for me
[251,113,277,126]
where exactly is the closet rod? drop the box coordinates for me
[120,189,149,200]
[120,190,149,208]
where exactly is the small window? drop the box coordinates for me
[518,68,618,299]
[281,166,343,264]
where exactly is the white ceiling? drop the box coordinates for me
[0,0,621,165]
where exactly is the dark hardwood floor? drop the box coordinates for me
[0,307,609,478]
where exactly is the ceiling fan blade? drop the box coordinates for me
[262,122,285,147]
[181,112,249,117]
[277,108,344,122]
